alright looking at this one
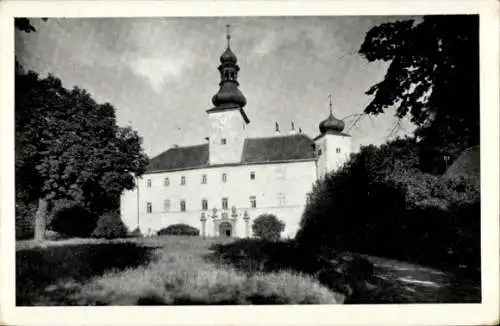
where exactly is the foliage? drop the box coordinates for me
[359,15,479,174]
[15,18,47,33]
[49,200,99,238]
[252,214,285,241]
[92,211,128,239]
[128,227,143,238]
[15,69,149,240]
[157,224,200,236]
[296,143,480,271]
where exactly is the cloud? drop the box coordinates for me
[251,32,276,56]
[129,56,191,92]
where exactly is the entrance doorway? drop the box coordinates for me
[219,221,232,237]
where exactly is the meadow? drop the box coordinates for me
[16,236,480,305]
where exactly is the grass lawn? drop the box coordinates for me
[16,236,480,305]
[16,236,343,305]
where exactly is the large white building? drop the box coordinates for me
[120,29,352,238]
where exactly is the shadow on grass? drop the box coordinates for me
[16,242,156,306]
[206,238,481,304]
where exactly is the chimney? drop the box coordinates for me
[275,121,280,135]
[299,127,303,134]
[290,121,296,134]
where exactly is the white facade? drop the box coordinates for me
[120,159,317,238]
[314,133,352,179]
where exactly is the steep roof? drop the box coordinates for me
[241,134,315,163]
[147,134,315,172]
[444,146,480,180]
[147,144,209,172]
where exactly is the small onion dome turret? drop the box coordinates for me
[319,112,345,134]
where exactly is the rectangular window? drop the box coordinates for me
[201,199,208,211]
[164,177,169,187]
[336,148,341,154]
[147,179,152,188]
[181,176,186,185]
[222,198,228,210]
[276,167,285,179]
[180,200,186,212]
[250,171,255,180]
[250,196,256,208]
[222,173,227,183]
[146,202,152,214]
[278,193,286,207]
[163,199,170,212]
[221,138,227,145]
[201,174,207,184]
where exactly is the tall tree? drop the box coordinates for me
[15,68,148,241]
[359,15,479,174]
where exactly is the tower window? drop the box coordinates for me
[146,202,152,214]
[318,149,322,156]
[221,138,227,145]
[164,177,169,187]
[181,176,186,185]
[336,148,341,154]
[147,179,151,188]
[180,200,186,212]
[222,173,227,183]
[250,171,255,180]
[249,196,257,208]
[222,198,228,210]
[164,199,170,212]
[201,199,208,211]
[278,193,286,207]
[201,174,207,184]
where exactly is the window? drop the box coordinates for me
[221,138,227,145]
[201,174,207,184]
[250,196,257,208]
[278,193,286,207]
[336,148,341,154]
[222,173,227,183]
[250,171,255,180]
[318,149,322,156]
[181,176,186,185]
[163,199,170,212]
[146,202,152,214]
[180,200,186,212]
[147,179,151,188]
[202,199,208,211]
[222,198,228,210]
[164,177,169,187]
[276,167,285,179]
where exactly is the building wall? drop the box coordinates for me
[315,134,352,179]
[120,160,317,238]
[208,109,248,165]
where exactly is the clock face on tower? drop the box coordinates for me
[216,115,230,129]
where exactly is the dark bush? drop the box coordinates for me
[49,200,99,238]
[15,200,37,240]
[128,227,142,238]
[296,143,480,272]
[252,214,285,241]
[91,211,128,239]
[157,224,199,236]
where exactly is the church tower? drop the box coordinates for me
[207,25,249,165]
[314,95,352,179]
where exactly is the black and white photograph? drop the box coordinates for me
[1,1,498,325]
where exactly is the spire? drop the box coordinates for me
[226,24,231,48]
[328,94,333,116]
[211,25,247,111]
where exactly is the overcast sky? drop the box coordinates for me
[16,16,416,157]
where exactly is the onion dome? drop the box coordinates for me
[220,47,237,64]
[212,83,247,108]
[319,95,345,134]
[319,112,345,134]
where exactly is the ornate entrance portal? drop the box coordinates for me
[219,221,232,237]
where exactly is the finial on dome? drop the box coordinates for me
[226,24,231,48]
[328,94,333,115]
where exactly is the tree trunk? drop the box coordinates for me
[34,197,48,242]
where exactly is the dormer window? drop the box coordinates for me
[221,138,227,145]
